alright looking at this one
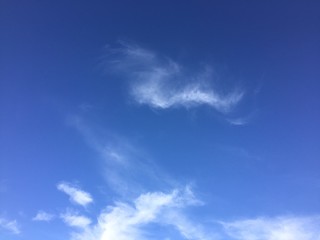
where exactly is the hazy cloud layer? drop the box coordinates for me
[105,42,244,113]
[57,182,93,207]
[0,217,20,235]
[0,179,8,193]
[221,216,320,240]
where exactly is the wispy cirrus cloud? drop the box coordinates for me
[0,217,20,235]
[68,115,174,197]
[221,216,320,240]
[32,211,55,222]
[104,42,244,113]
[67,187,211,240]
[57,182,93,207]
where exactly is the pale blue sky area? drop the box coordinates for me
[1,1,320,239]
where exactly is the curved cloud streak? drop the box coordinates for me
[105,42,244,113]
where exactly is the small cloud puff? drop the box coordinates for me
[0,217,20,235]
[32,211,55,222]
[61,211,92,229]
[57,182,93,207]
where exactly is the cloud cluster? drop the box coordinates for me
[105,42,244,113]
[55,180,320,240]
[57,182,93,207]
[48,181,320,240]
[0,217,20,235]
[66,187,210,240]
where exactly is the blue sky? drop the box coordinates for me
[1,1,320,239]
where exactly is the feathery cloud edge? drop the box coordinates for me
[105,42,244,113]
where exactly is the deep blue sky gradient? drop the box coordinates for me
[1,1,320,239]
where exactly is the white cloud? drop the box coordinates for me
[105,42,244,113]
[67,187,210,240]
[0,217,20,234]
[61,211,92,229]
[221,216,320,240]
[57,182,93,207]
[33,211,55,222]
[132,78,243,112]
